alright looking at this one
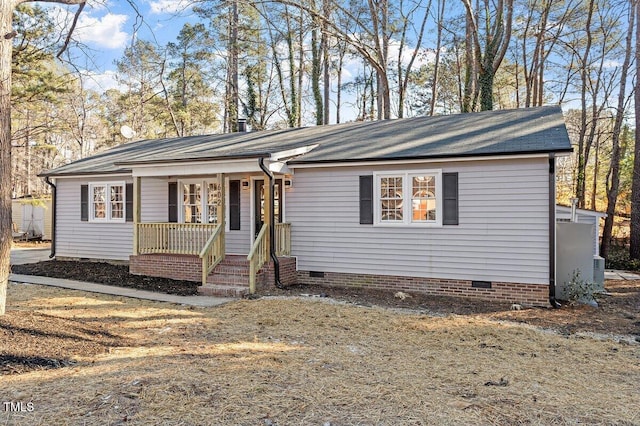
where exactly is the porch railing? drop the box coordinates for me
[247,224,269,294]
[137,223,219,255]
[199,224,225,286]
[275,222,291,256]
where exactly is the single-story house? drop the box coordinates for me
[41,106,572,305]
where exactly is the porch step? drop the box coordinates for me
[205,255,251,287]
[198,284,249,298]
[217,254,250,266]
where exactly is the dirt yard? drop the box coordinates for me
[12,258,640,338]
[1,279,639,425]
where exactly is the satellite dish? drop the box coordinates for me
[120,125,135,139]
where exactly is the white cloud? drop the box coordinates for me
[148,0,193,15]
[75,13,128,49]
[82,70,123,93]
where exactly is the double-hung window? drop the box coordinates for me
[374,170,442,226]
[89,182,126,222]
[180,179,220,224]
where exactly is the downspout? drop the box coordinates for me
[44,176,56,259]
[258,158,284,288]
[548,155,561,308]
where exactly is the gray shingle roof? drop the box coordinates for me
[42,106,571,177]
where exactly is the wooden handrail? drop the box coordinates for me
[275,222,291,256]
[137,223,218,255]
[199,224,225,286]
[247,224,269,294]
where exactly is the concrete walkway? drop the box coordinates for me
[9,247,233,307]
[8,274,233,307]
[604,270,640,280]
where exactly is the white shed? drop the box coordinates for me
[555,204,607,290]
[555,205,606,257]
[11,197,53,240]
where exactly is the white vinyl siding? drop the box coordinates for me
[141,177,168,222]
[225,176,252,254]
[287,158,549,285]
[56,177,133,261]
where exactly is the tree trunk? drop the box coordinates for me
[297,9,303,127]
[0,0,13,316]
[602,0,636,259]
[1,0,85,315]
[228,0,239,132]
[630,0,640,259]
[336,43,344,123]
[462,7,476,112]
[322,0,330,125]
[478,65,494,111]
[311,25,323,125]
[430,0,445,116]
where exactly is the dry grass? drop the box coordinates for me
[2,283,639,426]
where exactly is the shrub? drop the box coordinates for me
[605,246,640,271]
[565,269,598,306]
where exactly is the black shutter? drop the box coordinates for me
[443,172,459,225]
[125,183,133,222]
[80,184,88,221]
[229,180,241,230]
[168,182,178,223]
[359,175,373,225]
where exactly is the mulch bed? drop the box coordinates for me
[12,260,199,296]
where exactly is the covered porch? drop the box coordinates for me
[126,158,294,294]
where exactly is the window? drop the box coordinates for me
[179,179,220,224]
[374,171,442,226]
[89,182,126,222]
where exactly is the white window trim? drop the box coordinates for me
[373,170,442,227]
[88,181,126,223]
[178,178,220,224]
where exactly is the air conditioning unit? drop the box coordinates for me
[593,256,605,291]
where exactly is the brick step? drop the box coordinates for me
[198,284,249,298]
[212,264,251,275]
[206,272,250,286]
[218,255,250,266]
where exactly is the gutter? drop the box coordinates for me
[548,154,561,308]
[258,158,284,289]
[44,177,56,259]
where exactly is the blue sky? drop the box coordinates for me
[61,0,198,91]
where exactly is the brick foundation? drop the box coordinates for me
[129,254,298,289]
[130,253,548,305]
[297,270,549,306]
[258,257,298,290]
[130,254,202,282]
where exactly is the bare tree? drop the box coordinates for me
[601,0,636,258]
[461,0,514,111]
[630,0,640,259]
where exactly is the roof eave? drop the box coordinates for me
[288,147,574,165]
[39,169,133,178]
[114,152,271,167]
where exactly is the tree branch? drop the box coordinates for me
[56,1,85,59]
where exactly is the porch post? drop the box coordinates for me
[217,173,225,254]
[133,176,141,255]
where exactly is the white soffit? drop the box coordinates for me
[131,159,262,177]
